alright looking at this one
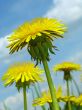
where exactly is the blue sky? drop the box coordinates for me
[0,0,82,110]
[0,0,53,37]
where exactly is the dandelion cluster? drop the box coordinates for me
[1,17,82,110]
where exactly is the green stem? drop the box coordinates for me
[23,84,27,110]
[42,59,59,110]
[49,103,54,110]
[34,84,40,97]
[66,80,71,110]
[72,76,80,95]
[34,84,46,110]
[31,88,37,110]
[38,43,59,110]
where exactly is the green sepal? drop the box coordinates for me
[27,46,36,60]
[33,46,41,60]
[42,42,50,61]
[15,85,21,92]
[37,43,47,59]
[49,47,55,54]
[30,46,36,59]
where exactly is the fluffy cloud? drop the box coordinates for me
[0,92,34,110]
[0,35,29,65]
[4,92,23,110]
[45,0,82,22]
[0,102,4,110]
[0,36,9,58]
[0,93,23,110]
[0,35,12,65]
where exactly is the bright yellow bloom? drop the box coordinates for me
[61,95,82,106]
[79,95,82,106]
[33,86,62,106]
[74,95,82,105]
[33,89,82,107]
[7,18,66,54]
[53,62,81,72]
[2,62,44,87]
[8,18,66,42]
[61,96,76,102]
[53,62,81,80]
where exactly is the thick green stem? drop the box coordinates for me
[66,80,71,110]
[38,43,59,110]
[42,59,59,110]
[23,84,27,110]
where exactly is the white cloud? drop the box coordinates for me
[0,92,34,110]
[0,35,28,64]
[0,36,9,58]
[4,92,23,110]
[0,35,14,65]
[0,102,4,110]
[45,0,82,22]
[0,35,12,64]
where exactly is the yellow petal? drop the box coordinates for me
[37,33,42,36]
[21,75,25,82]
[26,35,31,42]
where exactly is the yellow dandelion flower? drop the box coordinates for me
[53,62,81,72]
[7,18,66,63]
[33,86,62,106]
[69,96,77,102]
[61,96,76,103]
[61,96,69,102]
[79,95,82,106]
[53,62,81,80]
[74,95,82,105]
[60,95,82,106]
[8,18,66,43]
[2,62,44,88]
[67,95,82,106]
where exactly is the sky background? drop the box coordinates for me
[0,0,82,110]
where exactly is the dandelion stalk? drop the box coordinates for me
[71,76,80,95]
[42,59,59,110]
[38,43,59,110]
[34,84,46,110]
[49,103,54,110]
[53,62,81,110]
[31,88,37,110]
[34,84,40,97]
[64,71,72,110]
[23,84,27,110]
[66,80,71,110]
